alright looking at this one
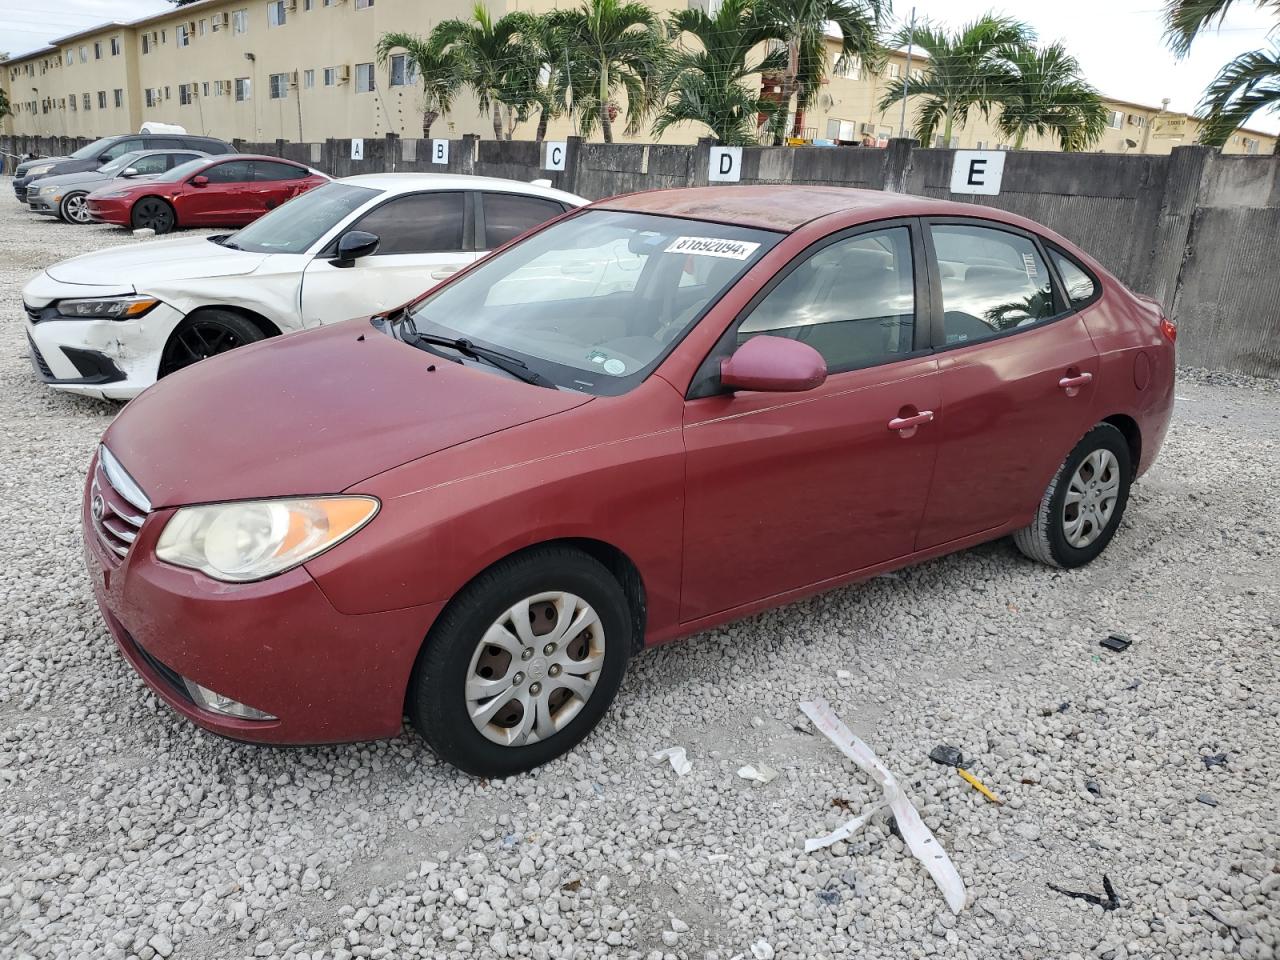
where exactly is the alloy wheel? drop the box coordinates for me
[465,591,605,747]
[159,320,247,376]
[133,198,174,233]
[1062,449,1121,548]
[63,193,92,224]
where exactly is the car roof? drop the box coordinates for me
[594,185,1010,233]
[124,148,210,157]
[200,153,311,164]
[338,172,587,206]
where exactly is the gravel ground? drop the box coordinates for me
[1,180,1278,960]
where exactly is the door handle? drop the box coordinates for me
[430,266,461,281]
[888,410,934,433]
[1058,371,1093,397]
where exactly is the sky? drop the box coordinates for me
[2,0,1277,134]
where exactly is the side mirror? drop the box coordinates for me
[191,175,209,187]
[120,167,141,178]
[720,335,827,393]
[331,230,379,268]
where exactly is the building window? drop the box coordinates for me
[268,0,286,27]
[269,72,289,98]
[303,68,315,88]
[66,50,74,65]
[111,37,121,55]
[114,88,124,107]
[355,62,375,93]
[180,84,194,105]
[389,53,417,86]
[69,95,77,112]
[235,77,251,101]
[323,66,337,86]
[178,24,190,46]
[142,34,150,54]
[355,0,373,8]
[215,80,227,96]
[165,85,171,99]
[161,29,167,43]
[143,90,154,107]
[304,0,313,9]
[198,19,207,35]
[1108,110,1124,129]
[233,9,248,33]
[81,92,90,110]
[886,63,900,79]
[202,81,210,96]
[1243,137,1260,155]
[94,41,102,59]
[832,54,861,81]
[98,90,107,108]
[79,45,88,63]
[1128,114,1146,127]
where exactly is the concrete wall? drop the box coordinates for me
[4,133,1277,378]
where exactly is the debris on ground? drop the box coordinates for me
[956,768,1003,805]
[835,669,854,680]
[749,938,776,959]
[1047,875,1121,911]
[831,797,853,812]
[737,764,779,785]
[801,699,967,913]
[1100,633,1133,652]
[1202,753,1228,769]
[928,744,967,768]
[1086,780,1102,797]
[1197,793,1219,807]
[652,746,691,776]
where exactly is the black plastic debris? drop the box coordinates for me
[1086,780,1102,797]
[1202,753,1228,770]
[1047,875,1120,911]
[1197,793,1219,807]
[1100,633,1132,652]
[816,889,840,906]
[928,745,968,769]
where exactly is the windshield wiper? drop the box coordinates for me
[209,234,241,250]
[399,325,555,389]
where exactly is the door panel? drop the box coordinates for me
[681,357,941,621]
[298,251,478,326]
[175,159,254,225]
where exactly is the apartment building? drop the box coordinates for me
[3,0,1275,156]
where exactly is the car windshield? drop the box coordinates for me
[223,183,380,254]
[404,210,780,395]
[98,152,144,175]
[151,157,211,183]
[69,137,116,160]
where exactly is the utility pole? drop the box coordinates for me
[898,6,915,140]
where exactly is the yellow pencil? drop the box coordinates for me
[957,768,1003,805]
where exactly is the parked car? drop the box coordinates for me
[27,149,209,223]
[82,154,329,233]
[12,133,232,203]
[83,186,1176,776]
[23,174,586,399]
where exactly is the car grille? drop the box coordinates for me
[24,302,41,323]
[90,452,150,565]
[27,335,54,380]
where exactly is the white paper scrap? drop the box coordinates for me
[652,746,692,776]
[803,801,887,853]
[800,698,967,914]
[736,764,778,785]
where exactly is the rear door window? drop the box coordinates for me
[1049,249,1097,306]
[203,160,255,183]
[128,154,170,175]
[254,160,307,181]
[100,138,144,161]
[480,193,566,249]
[350,192,465,255]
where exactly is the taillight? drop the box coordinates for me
[1159,317,1177,343]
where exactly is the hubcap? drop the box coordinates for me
[1062,449,1120,548]
[465,591,605,747]
[65,194,90,223]
[137,200,171,231]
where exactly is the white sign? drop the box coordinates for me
[350,138,364,161]
[949,150,1005,195]
[708,146,742,183]
[665,236,761,260]
[431,139,449,165]
[544,141,567,171]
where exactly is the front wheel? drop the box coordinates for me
[131,197,176,233]
[409,547,632,777]
[59,191,92,224]
[158,310,265,378]
[1014,422,1132,568]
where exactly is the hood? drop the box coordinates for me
[23,158,94,179]
[30,169,123,190]
[17,155,70,176]
[46,235,269,286]
[102,319,592,507]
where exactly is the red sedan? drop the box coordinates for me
[84,186,1175,775]
[84,154,328,233]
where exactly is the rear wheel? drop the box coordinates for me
[408,546,632,777]
[158,310,265,378]
[131,197,176,233]
[59,192,92,224]
[1014,422,1132,568]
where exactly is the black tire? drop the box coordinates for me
[59,191,92,224]
[131,196,176,233]
[409,546,632,777]
[1014,422,1132,568]
[158,310,265,378]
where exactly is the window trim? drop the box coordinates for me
[687,216,933,400]
[474,191,568,253]
[922,216,1072,354]
[318,190,475,258]
[1043,243,1103,313]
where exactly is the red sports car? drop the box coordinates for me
[84,154,329,233]
[84,186,1175,775]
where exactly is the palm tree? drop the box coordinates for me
[431,4,535,140]
[994,43,1107,150]
[756,0,886,142]
[375,33,464,140]
[559,0,664,143]
[654,0,787,144]
[1162,1,1280,150]
[0,88,11,126]
[878,15,1037,147]
[522,10,578,143]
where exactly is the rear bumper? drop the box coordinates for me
[81,462,443,744]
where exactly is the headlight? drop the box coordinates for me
[155,496,379,582]
[94,191,128,200]
[27,164,54,176]
[56,296,160,320]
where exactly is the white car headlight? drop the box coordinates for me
[156,496,379,582]
[56,295,160,320]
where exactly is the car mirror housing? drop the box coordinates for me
[191,175,209,187]
[720,336,827,393]
[120,167,141,178]
[331,231,380,268]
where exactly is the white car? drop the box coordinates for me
[22,174,587,399]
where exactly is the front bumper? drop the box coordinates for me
[85,196,132,226]
[81,453,443,744]
[27,194,57,215]
[13,177,33,202]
